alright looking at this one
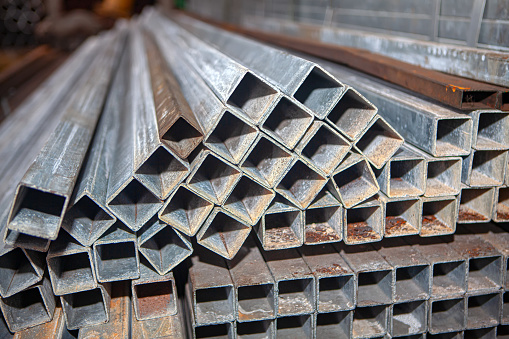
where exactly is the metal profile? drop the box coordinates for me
[458,186,495,224]
[461,149,507,187]
[227,237,276,322]
[375,146,426,198]
[381,194,422,238]
[339,244,394,307]
[316,310,353,338]
[131,299,185,338]
[466,292,501,330]
[354,115,404,170]
[4,229,50,253]
[304,189,343,245]
[222,176,275,226]
[343,196,385,245]
[420,196,459,237]
[158,184,214,237]
[92,221,140,283]
[295,120,351,177]
[493,186,509,222]
[328,152,379,208]
[132,258,177,321]
[60,283,111,330]
[428,297,467,334]
[260,95,314,150]
[236,319,275,338]
[299,244,356,313]
[352,304,390,338]
[254,195,304,250]
[474,224,509,290]
[188,247,235,326]
[137,216,192,275]
[260,248,315,317]
[468,110,509,151]
[47,231,97,295]
[239,133,295,189]
[0,275,55,333]
[448,234,503,294]
[186,150,242,205]
[390,300,428,337]
[465,327,498,338]
[6,31,123,240]
[504,291,509,325]
[193,321,236,339]
[13,306,65,339]
[276,314,314,338]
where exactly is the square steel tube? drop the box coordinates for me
[0,245,45,298]
[476,225,509,290]
[462,150,507,187]
[236,319,275,338]
[503,291,509,325]
[304,189,343,245]
[420,196,459,237]
[428,297,467,334]
[493,186,509,222]
[381,194,422,238]
[468,110,509,151]
[193,322,236,339]
[275,314,314,338]
[458,186,495,224]
[465,327,498,339]
[343,196,385,245]
[466,292,501,330]
[390,300,428,337]
[316,310,353,338]
[352,304,390,338]
[13,306,65,339]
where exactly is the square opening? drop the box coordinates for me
[462,91,497,107]
[332,161,378,208]
[277,278,314,315]
[263,211,302,250]
[496,187,509,221]
[503,291,509,323]
[318,275,355,312]
[195,286,234,325]
[476,112,509,149]
[392,301,427,336]
[464,327,497,339]
[345,206,382,244]
[95,242,137,281]
[430,298,465,333]
[432,261,466,296]
[357,270,393,306]
[48,252,95,294]
[467,293,500,328]
[228,72,277,123]
[395,265,430,302]
[0,248,39,297]
[305,206,342,244]
[470,150,506,186]
[294,66,343,118]
[435,118,470,156]
[458,188,493,223]
[421,199,456,236]
[195,323,232,339]
[205,111,258,164]
[277,160,326,209]
[237,319,273,338]
[63,288,106,329]
[389,159,425,197]
[385,199,420,237]
[161,117,203,159]
[276,314,311,338]
[426,159,460,196]
[352,305,387,338]
[327,88,377,140]
[1,287,50,331]
[237,284,275,321]
[316,311,351,338]
[135,281,174,320]
[468,256,501,292]
[262,97,313,149]
[240,136,293,188]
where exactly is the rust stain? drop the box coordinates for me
[315,263,347,275]
[385,216,416,236]
[347,222,379,242]
[458,207,487,222]
[305,223,341,243]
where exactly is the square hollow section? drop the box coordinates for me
[470,150,506,186]
[316,311,352,338]
[204,111,258,164]
[1,287,52,332]
[426,159,461,197]
[352,305,388,338]
[195,286,234,325]
[48,252,95,295]
[458,188,493,223]
[496,187,509,221]
[318,275,356,312]
[277,160,327,209]
[421,199,456,236]
[134,146,188,199]
[240,136,294,188]
[262,211,303,250]
[430,298,466,333]
[62,288,107,330]
[277,278,314,316]
[355,117,403,169]
[326,88,377,141]
[332,160,378,208]
[237,319,274,338]
[467,256,502,292]
[467,293,500,329]
[262,96,313,149]
[476,111,509,149]
[503,291,509,324]
[134,281,175,320]
[435,118,471,156]
[161,117,203,159]
[237,284,275,322]
[227,72,277,124]
[293,66,344,119]
[305,206,342,244]
[345,206,383,245]
[385,199,420,237]
[0,248,40,298]
[357,270,393,306]
[389,159,425,197]
[392,300,427,337]
[432,261,467,297]
[276,314,312,338]
[195,323,233,339]
[94,241,138,282]
[395,265,430,302]
[464,327,497,339]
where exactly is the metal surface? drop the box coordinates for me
[13,306,65,339]
[316,310,353,338]
[352,304,390,338]
[304,188,343,245]
[428,297,467,334]
[343,195,385,245]
[461,149,507,187]
[275,314,314,338]
[468,110,509,151]
[474,223,509,290]
[236,319,275,338]
[92,222,140,283]
[420,196,459,237]
[381,194,422,238]
[466,291,501,330]
[457,186,495,224]
[390,300,428,337]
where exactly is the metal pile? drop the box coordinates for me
[0,7,507,339]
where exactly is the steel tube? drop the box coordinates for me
[352,304,390,338]
[466,292,501,330]
[428,297,466,334]
[458,186,495,224]
[381,194,422,238]
[420,196,459,237]
[390,300,428,337]
[493,186,509,222]
[304,189,343,245]
[13,306,65,339]
[461,149,507,187]
[468,110,509,151]
[316,310,353,338]
[343,196,385,245]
